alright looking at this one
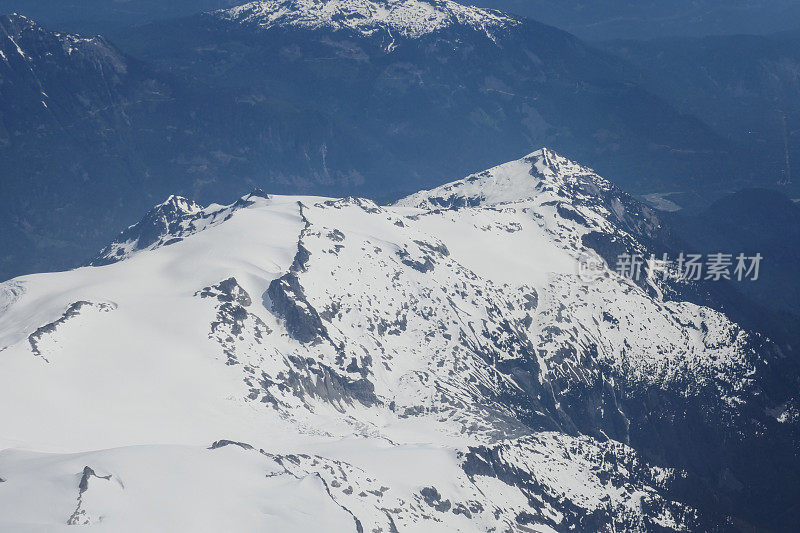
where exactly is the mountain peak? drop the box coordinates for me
[89,191,274,266]
[0,12,122,68]
[216,0,519,44]
[90,195,205,266]
[156,195,203,214]
[0,13,36,27]
[395,148,610,209]
[0,13,41,59]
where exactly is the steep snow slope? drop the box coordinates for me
[0,150,795,531]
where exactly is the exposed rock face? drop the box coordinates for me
[197,277,272,365]
[27,301,116,362]
[268,273,328,344]
[68,466,113,526]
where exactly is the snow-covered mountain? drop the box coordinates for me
[219,0,518,47]
[0,149,797,531]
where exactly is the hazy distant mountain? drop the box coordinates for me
[669,189,800,343]
[0,12,372,281]
[603,32,800,197]
[0,0,239,33]
[0,13,171,279]
[471,0,800,40]
[113,0,748,195]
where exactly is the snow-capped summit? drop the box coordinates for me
[216,0,519,43]
[90,195,204,266]
[90,191,271,266]
[396,148,668,267]
[395,148,613,209]
[0,13,122,66]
